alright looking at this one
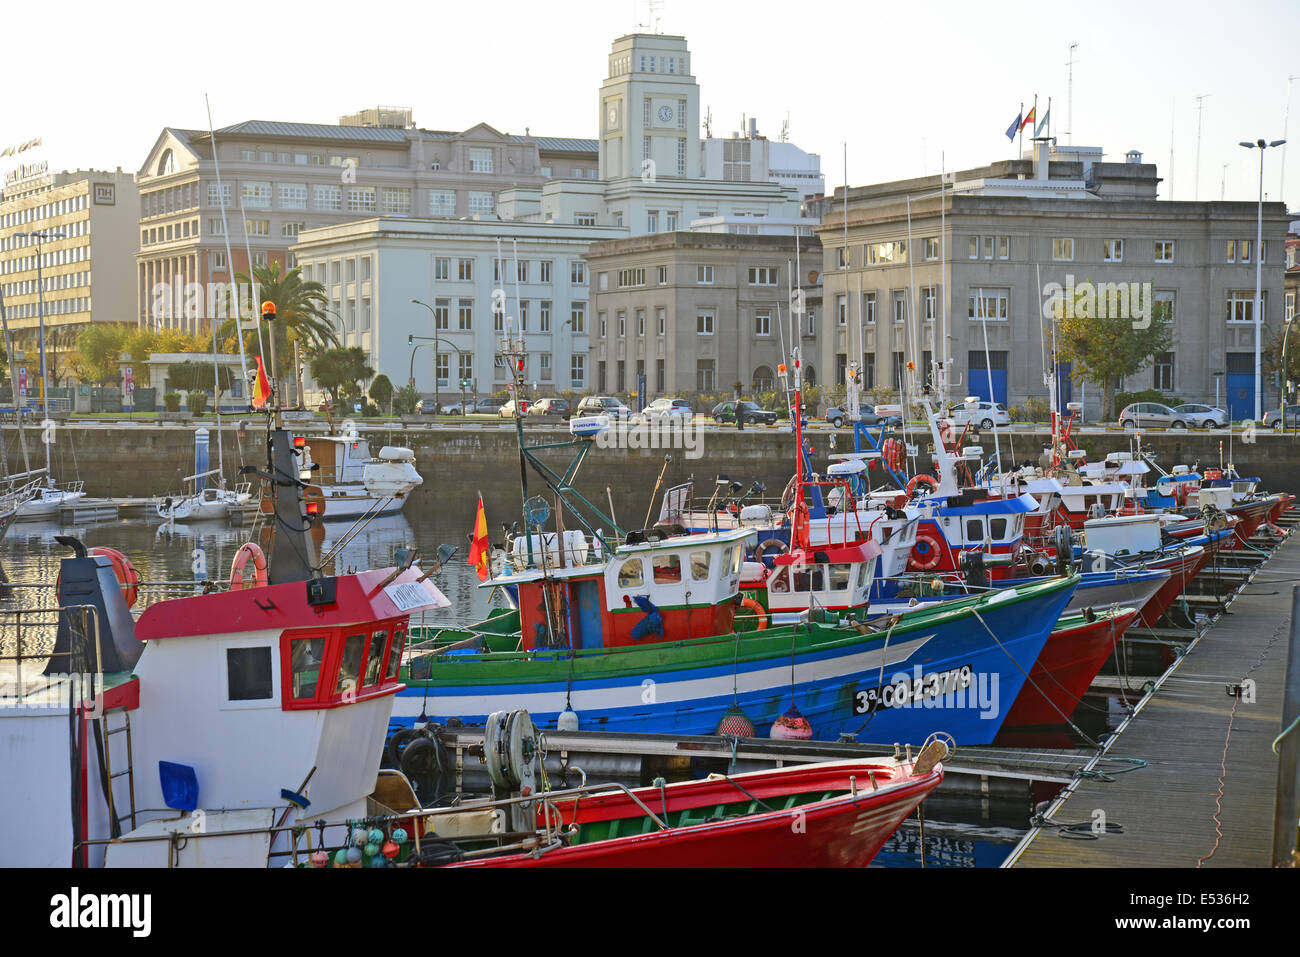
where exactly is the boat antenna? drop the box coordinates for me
[204,94,249,386]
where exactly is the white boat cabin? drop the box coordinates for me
[763,541,882,617]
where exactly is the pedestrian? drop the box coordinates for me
[736,402,745,431]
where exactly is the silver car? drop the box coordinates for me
[1171,404,1228,428]
[1119,402,1189,430]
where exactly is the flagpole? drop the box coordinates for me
[1018,101,1024,158]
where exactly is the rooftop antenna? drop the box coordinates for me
[1194,93,1210,201]
[648,0,663,32]
[781,112,790,142]
[1167,98,1175,200]
[1064,41,1078,144]
[704,106,712,139]
[1221,162,1229,201]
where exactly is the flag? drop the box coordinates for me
[251,356,270,408]
[1035,102,1051,137]
[468,493,490,581]
[1005,111,1023,142]
[1020,107,1036,132]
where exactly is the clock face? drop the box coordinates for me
[607,107,618,128]
[657,105,674,124]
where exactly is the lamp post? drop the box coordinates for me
[407,333,464,411]
[1238,137,1286,423]
[16,230,65,420]
[1282,317,1296,434]
[410,298,440,406]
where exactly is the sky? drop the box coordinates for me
[3,0,1299,210]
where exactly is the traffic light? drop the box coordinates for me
[408,334,413,345]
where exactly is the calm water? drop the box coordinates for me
[0,507,1072,868]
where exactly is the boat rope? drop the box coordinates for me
[1273,713,1300,755]
[845,615,898,737]
[970,607,1100,747]
[1075,756,1147,781]
[1197,617,1286,867]
[716,774,776,813]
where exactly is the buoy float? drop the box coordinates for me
[230,541,269,590]
[59,547,141,608]
[739,596,768,630]
[906,474,940,498]
[310,850,329,868]
[716,704,755,737]
[910,529,945,571]
[770,703,813,740]
[557,708,580,731]
[382,840,400,860]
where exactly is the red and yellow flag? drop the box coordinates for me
[468,493,490,581]
[251,356,271,409]
[1020,107,1036,132]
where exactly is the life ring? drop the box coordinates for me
[1203,469,1222,481]
[58,546,140,608]
[230,542,269,590]
[739,596,768,630]
[754,538,790,566]
[910,529,945,571]
[906,474,940,498]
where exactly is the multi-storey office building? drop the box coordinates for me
[585,231,822,399]
[816,141,1290,419]
[134,116,598,332]
[290,217,621,403]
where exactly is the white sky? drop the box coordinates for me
[4,0,1299,209]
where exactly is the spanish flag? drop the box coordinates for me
[468,493,490,581]
[251,356,270,409]
[1020,107,1036,132]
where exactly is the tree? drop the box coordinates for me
[309,346,374,407]
[1264,323,1300,405]
[166,360,234,394]
[368,373,394,412]
[1052,279,1173,421]
[224,261,338,404]
[71,323,132,385]
[393,384,419,416]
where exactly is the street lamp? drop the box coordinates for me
[410,298,441,404]
[15,230,65,419]
[1282,317,1296,434]
[1238,137,1286,423]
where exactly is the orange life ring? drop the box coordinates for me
[230,542,269,590]
[910,529,945,571]
[62,546,140,608]
[739,595,768,630]
[906,474,940,498]
[1203,469,1222,481]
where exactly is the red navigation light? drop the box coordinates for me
[292,436,306,450]
[516,359,525,372]
[305,502,320,516]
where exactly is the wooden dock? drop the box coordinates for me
[1006,526,1300,868]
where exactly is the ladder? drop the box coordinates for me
[100,706,137,834]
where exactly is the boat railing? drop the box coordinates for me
[0,604,102,705]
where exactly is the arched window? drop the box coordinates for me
[752,365,774,391]
[804,366,817,387]
[157,149,176,176]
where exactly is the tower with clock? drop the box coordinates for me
[598,33,699,181]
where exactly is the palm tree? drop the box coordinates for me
[222,260,338,405]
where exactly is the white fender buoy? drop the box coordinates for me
[557,709,580,731]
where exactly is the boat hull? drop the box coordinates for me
[1136,546,1212,627]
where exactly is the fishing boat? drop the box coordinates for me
[297,434,422,520]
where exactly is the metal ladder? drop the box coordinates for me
[100,706,137,834]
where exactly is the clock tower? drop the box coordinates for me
[599,33,699,180]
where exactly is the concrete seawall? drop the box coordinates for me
[4,421,1296,532]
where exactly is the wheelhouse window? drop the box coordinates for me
[689,550,712,581]
[770,567,790,593]
[339,634,365,695]
[363,630,390,687]
[617,558,644,588]
[288,637,325,700]
[828,564,852,591]
[652,553,682,583]
[388,629,405,680]
[227,647,273,701]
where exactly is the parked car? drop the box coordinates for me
[528,397,571,418]
[499,399,532,417]
[441,397,500,416]
[711,400,779,426]
[1171,404,1229,429]
[824,403,903,429]
[947,400,1011,430]
[415,397,440,414]
[1118,402,1188,430]
[575,395,635,420]
[1263,405,1300,431]
[641,397,694,421]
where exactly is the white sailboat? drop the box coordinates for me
[155,468,252,522]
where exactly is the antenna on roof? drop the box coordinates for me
[781,113,790,142]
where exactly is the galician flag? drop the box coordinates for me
[468,493,491,581]
[251,356,270,409]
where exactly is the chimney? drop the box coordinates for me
[749,117,757,139]
[1034,138,1050,181]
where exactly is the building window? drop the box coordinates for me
[666,211,678,231]
[245,218,270,237]
[519,300,529,331]
[922,286,937,321]
[863,292,876,324]
[571,261,587,284]
[279,183,307,209]
[696,265,714,284]
[540,353,552,380]
[517,260,529,283]
[1052,238,1074,261]
[434,299,449,330]
[459,354,473,383]
[998,237,1010,260]
[429,190,455,217]
[647,211,658,233]
[748,266,777,285]
[458,299,473,330]
[381,187,410,216]
[242,181,271,208]
[346,187,376,213]
[434,257,449,281]
[571,354,585,387]
[281,222,302,239]
[697,359,715,392]
[208,182,232,208]
[457,258,473,281]
[612,212,623,228]
[657,265,668,284]
[539,260,552,283]
[617,268,646,288]
[468,191,495,216]
[540,300,552,332]
[892,290,907,323]
[599,312,607,337]
[656,307,666,335]
[836,247,848,269]
[968,287,1010,320]
[1153,352,1174,391]
[209,218,226,236]
[617,310,626,336]
[1154,240,1175,263]
[1103,238,1124,263]
[697,310,714,335]
[574,213,596,226]
[923,237,939,261]
[836,294,847,326]
[211,251,227,270]
[1226,240,1237,262]
[677,138,686,176]
[755,309,771,337]
[436,353,449,385]
[468,148,493,173]
[1227,290,1266,323]
[1154,291,1175,323]
[313,184,342,211]
[617,360,626,392]
[571,302,586,332]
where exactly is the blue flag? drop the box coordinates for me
[1005,111,1023,142]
